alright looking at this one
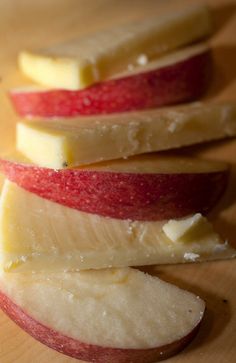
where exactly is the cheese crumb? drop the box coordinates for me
[184,252,200,261]
[162,213,204,243]
[136,54,148,65]
[214,241,228,252]
[127,64,134,71]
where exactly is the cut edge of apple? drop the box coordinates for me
[0,268,205,363]
[0,293,202,363]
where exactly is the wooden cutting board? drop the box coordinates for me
[0,0,236,362]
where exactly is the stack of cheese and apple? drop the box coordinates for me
[0,4,236,363]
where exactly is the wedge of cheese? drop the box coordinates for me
[18,4,211,89]
[17,102,236,168]
[0,180,234,273]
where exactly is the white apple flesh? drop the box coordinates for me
[0,268,205,362]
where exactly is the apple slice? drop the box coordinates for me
[11,44,211,117]
[0,154,229,221]
[18,4,211,90]
[0,268,205,362]
[1,180,235,273]
[16,102,236,168]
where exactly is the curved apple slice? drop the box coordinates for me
[11,44,211,117]
[0,268,205,362]
[0,154,229,221]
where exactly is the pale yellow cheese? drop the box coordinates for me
[14,42,209,92]
[17,102,236,168]
[18,4,211,89]
[162,213,215,244]
[0,180,234,273]
[112,42,209,79]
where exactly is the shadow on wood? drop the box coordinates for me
[212,3,236,35]
[138,264,232,355]
[206,45,236,98]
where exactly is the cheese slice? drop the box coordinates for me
[18,4,211,89]
[0,180,235,273]
[17,102,236,168]
[13,42,210,91]
[111,42,210,79]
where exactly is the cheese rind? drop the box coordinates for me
[0,180,235,273]
[16,103,236,168]
[18,4,212,89]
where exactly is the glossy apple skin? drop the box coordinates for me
[0,159,228,221]
[10,51,211,117]
[0,289,201,363]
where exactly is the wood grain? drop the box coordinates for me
[0,0,236,362]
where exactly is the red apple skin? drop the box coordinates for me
[0,159,228,221]
[0,289,201,363]
[10,51,211,117]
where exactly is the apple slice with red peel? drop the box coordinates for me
[0,154,229,221]
[0,268,205,362]
[11,43,211,117]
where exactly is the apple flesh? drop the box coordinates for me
[0,154,229,221]
[0,268,205,362]
[11,44,211,117]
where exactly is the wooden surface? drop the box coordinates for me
[0,0,236,362]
